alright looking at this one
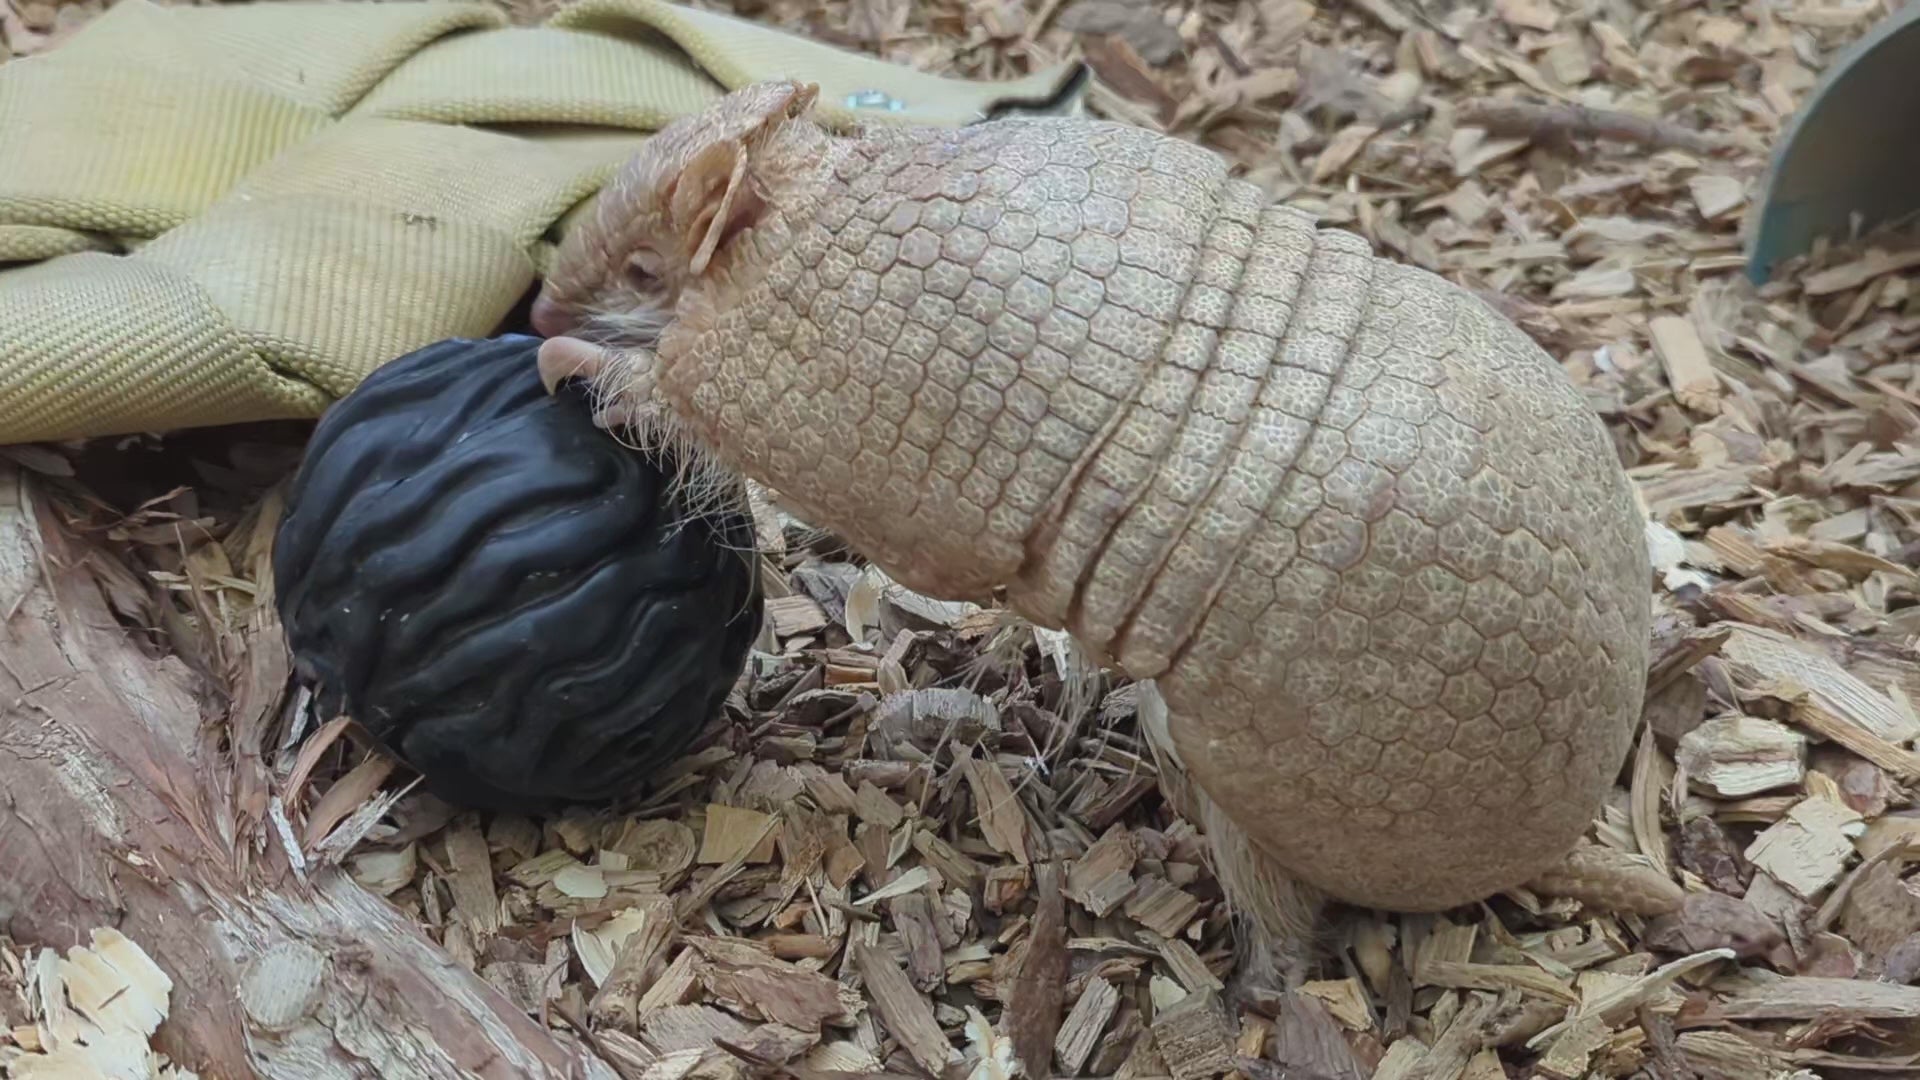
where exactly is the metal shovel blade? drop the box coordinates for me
[1746,2,1920,284]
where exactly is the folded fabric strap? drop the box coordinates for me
[0,0,1085,445]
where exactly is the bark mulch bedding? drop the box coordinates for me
[6,0,1920,1077]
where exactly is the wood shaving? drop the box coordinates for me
[14,0,1920,1076]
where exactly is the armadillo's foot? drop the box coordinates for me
[536,335,607,395]
[535,336,662,433]
[1197,797,1326,1011]
[532,336,738,524]
[1223,930,1312,1018]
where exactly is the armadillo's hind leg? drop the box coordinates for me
[1199,796,1325,1012]
[1224,920,1312,1017]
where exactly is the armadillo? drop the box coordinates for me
[528,80,1660,983]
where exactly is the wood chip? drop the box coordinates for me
[1054,976,1120,1074]
[1838,856,1920,962]
[697,946,857,1031]
[640,1003,756,1054]
[1123,876,1202,937]
[1718,975,1920,1019]
[1065,825,1139,916]
[698,805,781,866]
[348,844,418,897]
[37,1,1920,1074]
[637,948,704,1014]
[1721,625,1920,745]
[444,815,501,937]
[1297,978,1372,1031]
[887,891,944,993]
[1526,950,1736,1050]
[854,781,907,829]
[766,594,830,637]
[588,900,678,1033]
[1004,861,1068,1077]
[1417,961,1578,1005]
[1149,991,1236,1080]
[1674,1030,1791,1080]
[1745,797,1864,899]
[1689,174,1745,220]
[963,754,1031,865]
[1153,934,1223,995]
[1676,716,1807,797]
[1372,1039,1430,1080]
[1269,992,1369,1080]
[1535,1015,1611,1080]
[852,941,955,1076]
[301,755,396,849]
[605,819,699,875]
[1650,315,1720,414]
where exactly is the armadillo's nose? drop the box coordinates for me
[528,289,575,339]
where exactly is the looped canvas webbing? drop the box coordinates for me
[0,0,1084,445]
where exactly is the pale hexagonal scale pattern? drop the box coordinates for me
[642,102,1649,916]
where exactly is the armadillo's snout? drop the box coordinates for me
[529,289,575,339]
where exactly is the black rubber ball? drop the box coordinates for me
[271,335,762,814]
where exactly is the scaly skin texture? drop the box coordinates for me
[531,81,1654,974]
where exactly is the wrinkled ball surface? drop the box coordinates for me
[273,335,762,813]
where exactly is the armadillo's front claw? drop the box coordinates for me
[536,335,607,396]
[592,399,644,432]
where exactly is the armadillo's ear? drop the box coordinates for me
[667,138,768,277]
[775,80,821,128]
[738,79,820,150]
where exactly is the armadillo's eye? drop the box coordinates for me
[626,249,664,289]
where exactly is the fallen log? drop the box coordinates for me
[0,461,619,1079]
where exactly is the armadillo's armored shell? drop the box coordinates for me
[662,116,1649,911]
[272,335,762,813]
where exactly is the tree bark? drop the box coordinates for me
[0,462,619,1079]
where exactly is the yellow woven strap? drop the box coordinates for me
[0,253,329,441]
[0,0,1083,446]
[0,226,112,263]
[550,0,1076,129]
